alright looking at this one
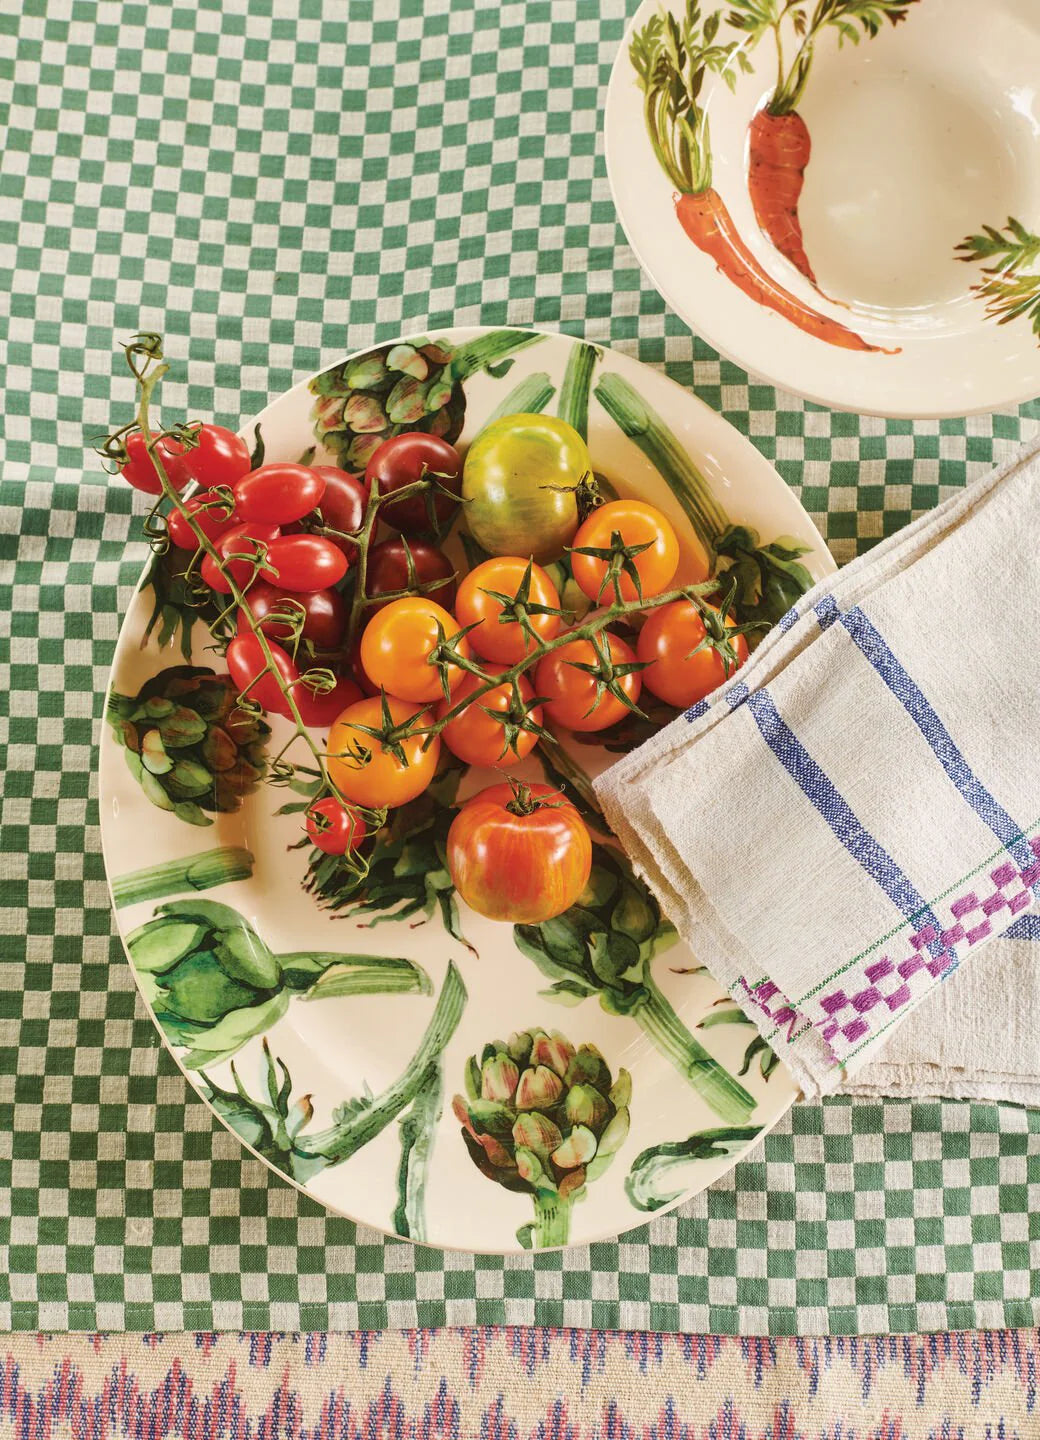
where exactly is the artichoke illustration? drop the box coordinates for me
[309,330,544,472]
[107,666,269,826]
[127,897,431,1069]
[454,1029,631,1249]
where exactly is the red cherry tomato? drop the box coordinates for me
[225,633,299,716]
[262,534,349,591]
[167,491,238,549]
[306,797,367,856]
[365,434,462,533]
[636,600,750,708]
[234,463,327,525]
[295,674,364,728]
[185,424,252,489]
[365,537,457,612]
[201,522,281,594]
[120,430,192,494]
[236,581,346,651]
[308,467,367,562]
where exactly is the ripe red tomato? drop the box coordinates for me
[365,433,462,533]
[447,781,592,923]
[360,597,472,704]
[455,556,562,664]
[309,467,367,562]
[261,534,349,590]
[225,633,299,717]
[202,522,281,593]
[306,797,367,856]
[535,631,643,732]
[120,430,191,494]
[365,537,456,612]
[636,600,749,708]
[327,696,440,809]
[571,500,681,604]
[234,463,327,525]
[167,491,238,549]
[236,580,346,651]
[185,424,251,489]
[295,674,364,728]
[436,666,542,768]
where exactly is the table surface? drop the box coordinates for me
[1,0,1038,1336]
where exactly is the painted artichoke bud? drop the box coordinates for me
[108,665,269,825]
[453,1027,631,1248]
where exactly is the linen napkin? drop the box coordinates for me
[596,438,1040,1099]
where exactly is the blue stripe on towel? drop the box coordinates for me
[746,689,942,933]
[1007,915,1040,941]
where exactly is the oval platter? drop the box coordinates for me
[100,328,835,1252]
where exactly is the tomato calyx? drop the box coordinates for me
[479,675,551,759]
[569,527,656,604]
[541,468,603,522]
[688,584,767,677]
[501,775,567,818]
[478,558,569,647]
[344,689,426,769]
[564,630,651,721]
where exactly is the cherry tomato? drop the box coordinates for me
[327,696,440,809]
[535,631,643,733]
[202,522,281,594]
[365,537,456,612]
[308,467,367,562]
[295,673,364,728]
[306,797,367,856]
[236,580,346,651]
[454,556,562,665]
[571,500,680,604]
[360,597,472,704]
[185,424,251,489]
[365,433,462,533]
[225,633,299,717]
[120,430,191,494]
[436,666,542,768]
[447,781,592,923]
[167,491,237,549]
[636,600,749,708]
[262,534,349,591]
[234,463,327,526]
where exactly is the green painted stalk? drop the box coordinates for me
[556,342,600,441]
[393,1062,443,1241]
[111,847,255,908]
[482,372,556,429]
[533,1190,572,1248]
[449,329,545,381]
[637,974,756,1125]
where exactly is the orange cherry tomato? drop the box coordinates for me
[454,556,562,664]
[327,696,439,809]
[534,631,643,733]
[360,596,472,704]
[636,600,749,708]
[571,499,680,604]
[447,781,592,923]
[436,666,542,768]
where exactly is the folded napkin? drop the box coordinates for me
[596,438,1040,1099]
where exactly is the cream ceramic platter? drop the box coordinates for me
[100,328,835,1252]
[605,0,1040,418]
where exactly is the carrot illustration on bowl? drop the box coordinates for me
[630,0,887,351]
[728,0,920,286]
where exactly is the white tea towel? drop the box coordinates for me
[596,438,1040,1099]
[848,918,1040,1104]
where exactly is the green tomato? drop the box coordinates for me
[462,413,592,563]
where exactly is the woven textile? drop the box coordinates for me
[2,1329,1040,1439]
[1,0,1039,1336]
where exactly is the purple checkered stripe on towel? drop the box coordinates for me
[742,837,1040,1065]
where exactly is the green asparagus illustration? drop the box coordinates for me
[454,1028,631,1248]
[128,897,431,1069]
[625,1126,763,1212]
[108,666,269,826]
[482,372,556,429]
[699,998,781,1081]
[111,846,255,908]
[394,1062,444,1242]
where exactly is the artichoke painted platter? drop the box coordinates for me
[605,0,1040,418]
[100,328,836,1252]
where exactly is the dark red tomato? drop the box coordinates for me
[167,491,238,549]
[185,424,251,489]
[202,522,281,593]
[234,463,327,526]
[225,633,298,716]
[365,433,462,533]
[309,466,367,561]
[236,580,346,651]
[348,634,380,696]
[295,674,364,728]
[261,534,349,591]
[306,797,367,856]
[365,537,456,612]
[120,430,191,494]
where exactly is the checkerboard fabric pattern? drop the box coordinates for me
[1,0,1038,1335]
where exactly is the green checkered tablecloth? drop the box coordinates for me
[1,0,1039,1336]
